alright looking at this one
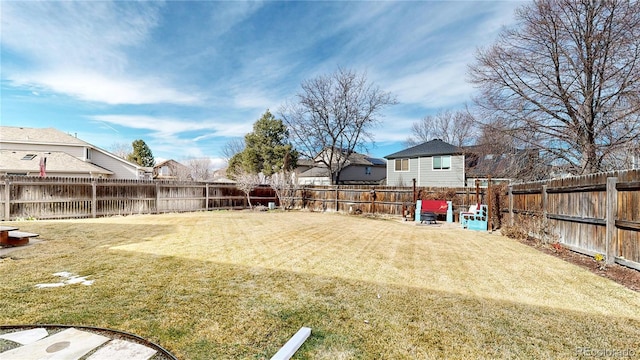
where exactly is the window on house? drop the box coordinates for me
[85,148,92,160]
[395,158,409,171]
[365,166,372,175]
[433,155,451,170]
[21,154,37,160]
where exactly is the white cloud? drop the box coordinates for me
[9,70,202,105]
[91,115,250,137]
[1,1,157,68]
[207,1,265,38]
[387,58,476,108]
[87,114,246,162]
[374,115,418,143]
[1,1,201,105]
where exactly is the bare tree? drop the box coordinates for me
[184,157,212,181]
[469,0,640,175]
[109,142,130,159]
[221,138,245,162]
[470,121,552,181]
[280,67,397,184]
[405,108,477,147]
[233,167,261,208]
[159,160,192,181]
[268,171,298,210]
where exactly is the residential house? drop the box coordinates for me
[296,150,387,185]
[464,145,546,183]
[384,139,465,187]
[0,150,113,178]
[0,126,152,179]
[153,159,191,180]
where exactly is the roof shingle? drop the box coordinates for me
[384,139,462,159]
[0,126,89,146]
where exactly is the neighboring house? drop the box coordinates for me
[0,150,113,178]
[153,159,191,180]
[384,139,465,187]
[296,150,387,185]
[464,145,545,183]
[0,126,152,179]
[209,168,236,184]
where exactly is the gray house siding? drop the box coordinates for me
[385,139,466,187]
[339,164,386,183]
[386,155,465,187]
[386,158,419,187]
[416,155,465,187]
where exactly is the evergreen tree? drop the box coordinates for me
[127,139,156,167]
[228,110,298,178]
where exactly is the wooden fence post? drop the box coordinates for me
[91,180,97,218]
[606,177,618,265]
[542,185,548,220]
[205,183,209,211]
[412,178,416,203]
[4,178,10,221]
[508,185,514,227]
[487,176,492,232]
[155,182,161,214]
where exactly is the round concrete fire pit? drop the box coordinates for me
[0,325,177,360]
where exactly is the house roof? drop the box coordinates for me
[1,126,147,172]
[0,126,90,146]
[304,150,386,167]
[0,150,113,175]
[384,139,462,159]
[298,166,331,178]
[347,153,386,166]
[155,159,188,169]
[297,159,315,167]
[464,145,542,179]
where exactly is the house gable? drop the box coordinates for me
[154,159,191,180]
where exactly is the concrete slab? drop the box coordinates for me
[0,328,48,345]
[86,339,157,360]
[0,328,109,360]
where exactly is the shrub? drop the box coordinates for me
[501,209,558,245]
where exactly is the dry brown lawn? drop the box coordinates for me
[1,211,639,359]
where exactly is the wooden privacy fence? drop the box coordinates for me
[0,177,277,220]
[1,176,487,221]
[295,185,487,219]
[508,169,640,271]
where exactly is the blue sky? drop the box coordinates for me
[1,0,523,169]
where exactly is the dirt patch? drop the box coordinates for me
[516,237,640,292]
